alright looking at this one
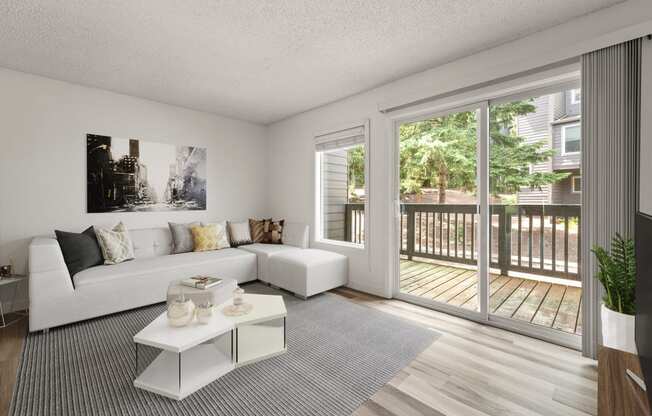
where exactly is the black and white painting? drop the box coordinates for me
[87,134,206,213]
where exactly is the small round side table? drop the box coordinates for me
[0,275,27,328]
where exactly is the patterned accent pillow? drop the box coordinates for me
[249,218,271,243]
[263,219,284,244]
[228,221,253,247]
[169,222,200,254]
[200,221,230,249]
[191,225,220,252]
[95,222,135,265]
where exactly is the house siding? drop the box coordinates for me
[516,95,552,204]
[565,89,581,117]
[551,169,581,204]
[321,150,348,240]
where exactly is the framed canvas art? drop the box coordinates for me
[87,134,206,213]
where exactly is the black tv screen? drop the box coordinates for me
[636,211,652,404]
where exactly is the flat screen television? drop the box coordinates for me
[636,211,652,404]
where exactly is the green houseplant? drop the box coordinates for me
[591,233,636,353]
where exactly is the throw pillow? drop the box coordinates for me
[264,219,285,244]
[228,221,253,247]
[95,222,135,265]
[169,222,200,254]
[249,218,271,243]
[55,226,104,281]
[191,225,221,251]
[201,221,230,249]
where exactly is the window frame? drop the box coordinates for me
[570,88,581,105]
[561,122,581,155]
[571,175,581,193]
[314,120,370,249]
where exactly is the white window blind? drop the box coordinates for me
[315,125,365,152]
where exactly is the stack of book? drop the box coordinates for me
[180,276,222,290]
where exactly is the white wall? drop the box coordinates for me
[267,0,652,298]
[641,38,652,216]
[0,68,268,309]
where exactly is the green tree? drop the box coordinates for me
[399,101,569,203]
[347,146,365,201]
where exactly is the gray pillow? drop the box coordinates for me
[169,222,200,254]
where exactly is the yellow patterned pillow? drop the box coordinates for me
[191,225,219,252]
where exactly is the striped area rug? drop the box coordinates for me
[10,284,438,416]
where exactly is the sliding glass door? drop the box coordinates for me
[394,82,582,347]
[396,105,483,316]
[488,88,582,342]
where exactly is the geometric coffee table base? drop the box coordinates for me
[134,294,287,400]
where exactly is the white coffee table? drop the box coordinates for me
[133,294,287,400]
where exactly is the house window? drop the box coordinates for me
[570,89,581,104]
[315,122,368,247]
[572,176,581,193]
[562,123,581,155]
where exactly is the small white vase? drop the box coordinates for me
[167,296,196,327]
[601,303,636,354]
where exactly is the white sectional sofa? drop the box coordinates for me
[28,222,348,331]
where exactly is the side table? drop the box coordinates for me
[0,275,27,328]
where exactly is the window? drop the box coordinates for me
[572,176,581,193]
[562,123,581,155]
[570,89,581,104]
[315,123,367,246]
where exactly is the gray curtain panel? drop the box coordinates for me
[581,38,642,358]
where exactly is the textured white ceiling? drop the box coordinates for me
[0,0,623,124]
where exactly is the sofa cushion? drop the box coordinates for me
[95,222,135,264]
[249,218,271,243]
[228,221,253,247]
[237,243,300,281]
[191,224,222,252]
[130,228,174,259]
[282,222,309,249]
[265,219,284,244]
[169,222,200,254]
[73,248,254,288]
[55,226,104,280]
[201,221,230,249]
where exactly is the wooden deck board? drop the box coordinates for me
[532,284,567,327]
[400,260,582,334]
[494,278,538,318]
[552,286,583,334]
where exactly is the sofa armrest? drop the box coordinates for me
[283,222,309,249]
[29,237,74,298]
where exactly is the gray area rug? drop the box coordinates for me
[10,283,438,416]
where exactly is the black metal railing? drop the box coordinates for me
[345,203,580,281]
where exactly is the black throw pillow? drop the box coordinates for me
[55,226,104,283]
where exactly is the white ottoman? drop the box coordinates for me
[268,249,348,298]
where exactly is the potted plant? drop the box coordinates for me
[592,233,637,353]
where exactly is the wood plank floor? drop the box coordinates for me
[334,288,597,416]
[400,260,583,335]
[0,316,27,416]
[0,292,595,416]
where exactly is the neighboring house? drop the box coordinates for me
[516,88,581,205]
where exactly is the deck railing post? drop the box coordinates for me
[344,204,352,243]
[406,206,415,260]
[497,205,512,276]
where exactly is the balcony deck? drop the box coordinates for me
[400,259,582,335]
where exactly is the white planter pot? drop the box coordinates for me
[601,303,636,354]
